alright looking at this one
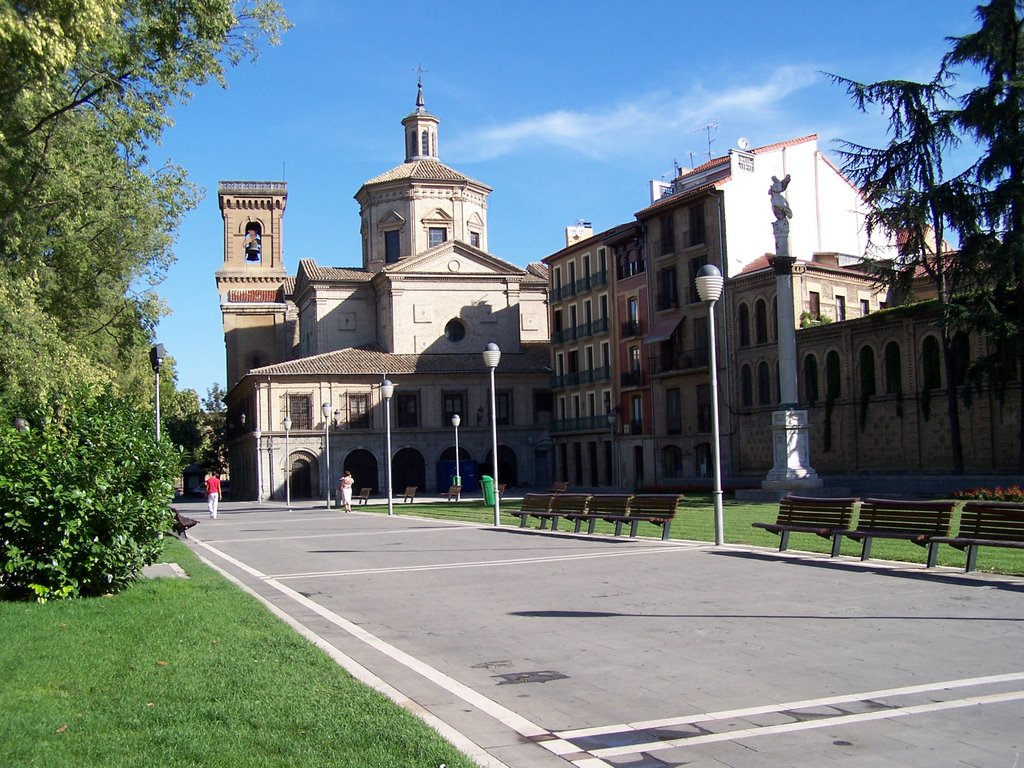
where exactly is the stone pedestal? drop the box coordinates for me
[762,409,822,490]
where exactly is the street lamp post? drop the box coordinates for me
[451,413,461,501]
[482,343,501,526]
[283,415,292,509]
[695,263,725,546]
[322,402,332,510]
[149,344,165,441]
[381,379,394,516]
[253,428,262,502]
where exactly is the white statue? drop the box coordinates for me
[769,174,792,222]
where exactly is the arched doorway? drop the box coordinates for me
[290,453,317,499]
[437,447,476,492]
[483,445,519,487]
[345,449,379,494]
[393,447,426,493]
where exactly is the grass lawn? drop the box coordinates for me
[0,538,479,768]
[379,493,1024,576]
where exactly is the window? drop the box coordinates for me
[836,295,847,322]
[395,392,419,428]
[657,267,678,310]
[757,361,771,405]
[740,365,753,407]
[631,394,643,434]
[384,230,400,263]
[687,203,706,247]
[444,318,466,342]
[629,345,641,373]
[663,445,684,478]
[599,294,608,320]
[803,354,819,405]
[697,383,712,432]
[859,346,876,398]
[860,298,870,317]
[688,256,709,302]
[243,223,262,263]
[288,395,311,430]
[428,227,447,248]
[754,299,768,344]
[470,231,480,248]
[666,388,682,434]
[496,391,512,426]
[738,304,751,347]
[443,392,465,426]
[884,342,902,394]
[660,215,675,255]
[421,130,430,156]
[349,394,370,429]
[568,261,577,287]
[922,336,941,390]
[826,351,842,400]
[552,309,563,334]
[809,291,821,317]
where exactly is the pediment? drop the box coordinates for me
[377,210,406,229]
[385,241,527,277]
[419,207,454,224]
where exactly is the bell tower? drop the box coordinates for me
[215,181,291,388]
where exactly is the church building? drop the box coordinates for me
[217,83,553,502]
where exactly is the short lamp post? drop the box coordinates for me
[483,343,501,526]
[695,263,725,546]
[253,428,262,502]
[322,402,332,510]
[283,415,292,509]
[451,413,461,501]
[381,379,395,516]
[149,344,165,441]
[606,409,617,488]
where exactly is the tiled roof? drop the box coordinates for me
[250,343,552,377]
[227,288,283,303]
[297,259,372,282]
[635,180,726,217]
[361,159,489,188]
[752,134,818,154]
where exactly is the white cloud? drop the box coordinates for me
[448,65,821,163]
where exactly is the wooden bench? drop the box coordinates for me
[403,486,417,503]
[565,494,632,534]
[446,485,462,501]
[627,494,685,540]
[512,493,555,528]
[545,493,591,531]
[356,487,372,505]
[933,500,1024,572]
[838,497,956,567]
[751,495,859,557]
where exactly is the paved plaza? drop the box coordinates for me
[176,500,1024,768]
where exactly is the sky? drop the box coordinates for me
[153,0,982,398]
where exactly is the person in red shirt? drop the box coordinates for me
[205,474,222,519]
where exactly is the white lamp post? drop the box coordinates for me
[695,263,725,546]
[451,413,461,501]
[482,343,501,526]
[381,379,394,516]
[322,401,332,510]
[253,428,262,502]
[283,414,292,510]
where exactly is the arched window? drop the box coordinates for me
[243,222,262,263]
[826,350,842,400]
[803,354,819,405]
[754,299,768,344]
[884,341,902,394]
[771,295,778,341]
[740,364,753,406]
[953,332,970,385]
[859,346,876,398]
[757,361,771,405]
[421,130,430,156]
[738,304,751,347]
[408,130,416,159]
[922,336,941,390]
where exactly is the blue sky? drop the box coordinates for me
[154,0,981,397]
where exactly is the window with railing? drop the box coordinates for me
[395,392,419,428]
[349,393,370,429]
[288,395,312,429]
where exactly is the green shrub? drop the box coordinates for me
[0,386,180,601]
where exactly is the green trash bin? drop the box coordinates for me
[480,475,495,506]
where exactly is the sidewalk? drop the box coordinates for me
[177,500,1024,768]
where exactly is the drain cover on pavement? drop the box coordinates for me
[494,670,568,685]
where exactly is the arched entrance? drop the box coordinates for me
[345,449,379,494]
[483,445,518,487]
[289,453,317,499]
[393,447,425,493]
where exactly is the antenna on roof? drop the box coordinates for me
[691,119,719,161]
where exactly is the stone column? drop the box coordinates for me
[763,179,820,492]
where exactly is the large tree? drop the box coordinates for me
[826,72,976,473]
[0,0,289,409]
[943,0,1024,471]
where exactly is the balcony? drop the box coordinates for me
[656,291,679,312]
[621,320,641,338]
[550,366,610,389]
[652,347,710,374]
[551,415,613,434]
[621,369,645,388]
